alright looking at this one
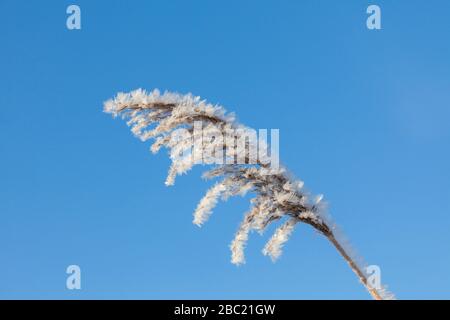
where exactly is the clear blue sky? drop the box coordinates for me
[1,0,449,299]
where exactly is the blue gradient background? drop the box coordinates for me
[1,0,449,299]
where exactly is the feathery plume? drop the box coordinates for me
[104,88,394,300]
[263,218,298,261]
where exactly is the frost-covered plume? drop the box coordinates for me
[104,88,394,300]
[262,218,298,261]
